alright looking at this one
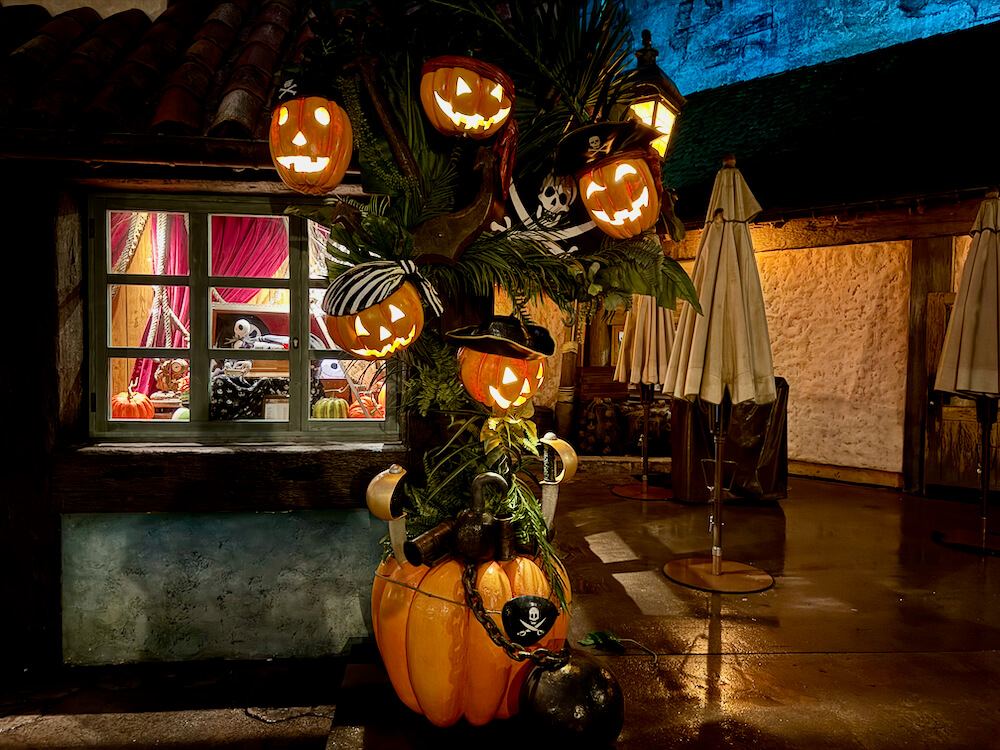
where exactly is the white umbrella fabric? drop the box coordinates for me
[934,190,1000,554]
[662,158,776,407]
[662,155,776,593]
[612,294,675,500]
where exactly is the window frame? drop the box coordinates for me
[87,193,401,443]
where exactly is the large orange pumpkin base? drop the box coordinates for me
[372,555,570,727]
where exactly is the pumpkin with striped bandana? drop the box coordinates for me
[322,261,443,359]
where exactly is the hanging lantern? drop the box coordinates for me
[322,260,443,359]
[447,315,554,415]
[628,30,686,158]
[553,121,663,240]
[268,96,353,195]
[420,56,513,139]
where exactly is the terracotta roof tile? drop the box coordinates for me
[80,1,209,133]
[0,7,101,117]
[208,0,306,139]
[23,9,151,129]
[0,5,52,57]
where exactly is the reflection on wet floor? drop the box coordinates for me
[2,475,999,749]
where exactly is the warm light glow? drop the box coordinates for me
[630,98,677,157]
[276,156,331,173]
[292,131,308,146]
[379,326,391,341]
[355,318,371,336]
[586,181,606,199]
[591,187,650,226]
[389,304,405,322]
[489,386,513,410]
[314,106,331,125]
[456,76,472,96]
[490,83,503,101]
[352,324,418,359]
[432,92,511,133]
[278,106,289,125]
[502,367,519,385]
[614,163,638,181]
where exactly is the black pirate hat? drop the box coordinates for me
[446,315,555,360]
[553,120,661,177]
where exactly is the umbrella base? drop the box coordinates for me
[612,482,671,501]
[932,529,1000,557]
[663,556,774,593]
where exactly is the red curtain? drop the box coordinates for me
[122,214,288,395]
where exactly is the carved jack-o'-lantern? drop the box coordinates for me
[420,56,513,139]
[322,261,443,360]
[268,96,353,196]
[554,121,663,240]
[459,348,545,414]
[578,155,660,240]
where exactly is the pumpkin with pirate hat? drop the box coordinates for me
[447,315,554,415]
[554,120,663,240]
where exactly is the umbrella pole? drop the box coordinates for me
[976,396,997,545]
[663,392,774,593]
[710,401,727,576]
[612,383,670,501]
[933,395,1000,556]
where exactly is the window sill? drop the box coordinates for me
[53,442,407,513]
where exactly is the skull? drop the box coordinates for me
[528,605,540,624]
[588,135,602,149]
[536,171,577,227]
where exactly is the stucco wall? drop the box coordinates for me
[757,242,911,472]
[62,510,386,665]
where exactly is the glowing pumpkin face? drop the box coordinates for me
[420,58,512,139]
[326,281,424,360]
[577,156,660,240]
[268,96,353,195]
[459,348,545,414]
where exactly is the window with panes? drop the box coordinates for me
[88,194,398,441]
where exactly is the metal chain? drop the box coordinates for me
[462,563,570,669]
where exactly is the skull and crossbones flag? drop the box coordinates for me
[322,260,444,318]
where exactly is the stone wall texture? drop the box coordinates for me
[62,510,386,665]
[627,0,999,94]
[757,242,911,471]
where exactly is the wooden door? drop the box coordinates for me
[923,292,1000,493]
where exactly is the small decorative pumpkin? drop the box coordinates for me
[577,155,660,240]
[459,348,545,415]
[322,261,443,360]
[268,96,353,196]
[371,554,570,727]
[111,380,154,420]
[348,393,385,419]
[420,56,513,139]
[312,397,348,419]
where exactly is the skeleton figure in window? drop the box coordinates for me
[534,171,578,228]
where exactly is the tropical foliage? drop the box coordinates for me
[286,0,699,571]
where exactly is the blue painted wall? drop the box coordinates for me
[62,511,387,664]
[627,0,1000,94]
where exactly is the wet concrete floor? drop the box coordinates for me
[2,475,999,748]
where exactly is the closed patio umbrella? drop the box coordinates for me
[934,189,1000,555]
[611,294,674,500]
[662,155,776,593]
